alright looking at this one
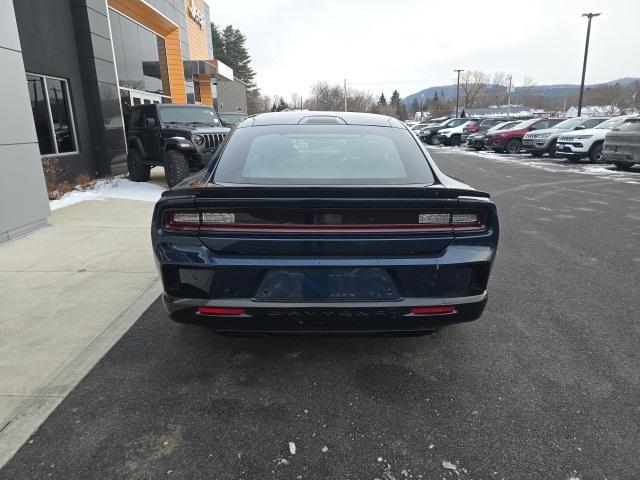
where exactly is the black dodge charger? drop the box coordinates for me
[151,111,499,335]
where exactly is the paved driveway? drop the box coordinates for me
[2,151,639,480]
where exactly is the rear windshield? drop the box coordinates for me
[614,120,640,132]
[213,125,435,185]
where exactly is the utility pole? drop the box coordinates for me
[454,69,464,118]
[343,78,348,112]
[506,74,512,119]
[578,13,601,116]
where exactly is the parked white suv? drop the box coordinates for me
[436,120,478,146]
[556,115,639,163]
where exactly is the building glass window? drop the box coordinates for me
[109,9,169,96]
[26,74,78,156]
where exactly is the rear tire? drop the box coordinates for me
[588,142,604,163]
[548,141,557,158]
[614,162,633,170]
[505,138,522,154]
[164,150,191,188]
[431,135,441,146]
[126,148,151,182]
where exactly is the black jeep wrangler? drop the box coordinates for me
[126,104,230,187]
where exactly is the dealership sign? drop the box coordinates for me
[188,0,205,30]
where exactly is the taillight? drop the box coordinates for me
[164,212,200,231]
[419,212,485,232]
[163,210,485,233]
[410,306,456,315]
[197,307,245,316]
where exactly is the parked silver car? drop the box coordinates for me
[522,116,608,157]
[603,118,640,170]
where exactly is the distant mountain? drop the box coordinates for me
[402,77,640,106]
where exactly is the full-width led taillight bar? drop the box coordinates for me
[163,210,485,233]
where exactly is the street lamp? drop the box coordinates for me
[577,13,601,116]
[454,69,464,118]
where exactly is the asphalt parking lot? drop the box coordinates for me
[2,150,639,480]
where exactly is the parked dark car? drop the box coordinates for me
[522,116,607,157]
[485,117,563,154]
[152,111,500,335]
[461,118,509,143]
[419,118,468,145]
[603,118,640,170]
[218,111,249,128]
[466,120,522,150]
[126,104,230,187]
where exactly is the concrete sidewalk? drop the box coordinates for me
[0,197,162,467]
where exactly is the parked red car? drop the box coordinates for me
[485,118,563,154]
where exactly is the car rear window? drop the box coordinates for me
[213,125,435,185]
[615,120,640,132]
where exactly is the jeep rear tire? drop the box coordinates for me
[127,148,150,182]
[165,150,191,187]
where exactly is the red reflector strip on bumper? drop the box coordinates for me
[198,307,245,316]
[410,306,456,315]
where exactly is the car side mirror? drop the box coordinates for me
[145,117,157,129]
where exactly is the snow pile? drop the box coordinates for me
[50,177,167,211]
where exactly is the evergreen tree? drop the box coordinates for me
[390,90,401,116]
[210,23,261,113]
[379,92,387,106]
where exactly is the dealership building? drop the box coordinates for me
[0,0,246,243]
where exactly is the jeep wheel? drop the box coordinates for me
[547,141,557,158]
[614,162,633,171]
[450,135,462,147]
[165,150,191,187]
[431,135,441,145]
[588,142,603,163]
[126,148,150,182]
[505,138,522,155]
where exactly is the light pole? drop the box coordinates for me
[577,13,601,116]
[454,69,464,118]
[420,93,424,121]
[506,74,512,119]
[343,78,348,112]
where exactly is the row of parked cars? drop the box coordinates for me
[409,114,640,170]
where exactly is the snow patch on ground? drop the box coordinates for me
[49,177,167,211]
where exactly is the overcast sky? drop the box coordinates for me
[204,0,640,101]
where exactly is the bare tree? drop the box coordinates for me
[487,72,508,107]
[304,81,376,113]
[461,70,489,108]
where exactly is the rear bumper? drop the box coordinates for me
[163,292,488,334]
[603,150,640,164]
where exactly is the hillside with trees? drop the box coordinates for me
[403,74,640,117]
